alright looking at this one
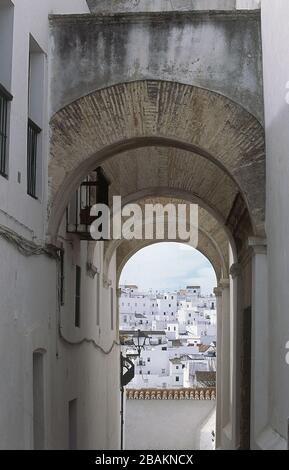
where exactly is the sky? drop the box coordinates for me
[119,242,217,295]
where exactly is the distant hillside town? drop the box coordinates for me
[119,285,216,389]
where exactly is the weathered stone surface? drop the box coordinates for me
[49,9,263,120]
[102,146,239,224]
[87,0,237,14]
[49,81,265,240]
[102,194,231,284]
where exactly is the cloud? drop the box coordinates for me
[119,242,217,295]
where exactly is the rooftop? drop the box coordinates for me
[169,358,183,364]
[196,371,216,388]
[127,388,216,401]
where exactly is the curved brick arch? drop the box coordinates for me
[116,240,222,284]
[119,189,234,262]
[102,148,240,234]
[49,80,265,240]
[103,196,231,284]
[116,238,221,287]
[116,225,224,283]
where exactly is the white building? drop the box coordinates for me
[120,286,217,391]
[0,0,289,451]
[169,358,185,387]
[0,0,120,451]
[119,285,158,330]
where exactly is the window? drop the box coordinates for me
[147,358,151,363]
[33,350,45,450]
[0,1,13,178]
[27,118,41,197]
[75,266,81,328]
[147,371,151,375]
[169,304,171,308]
[176,366,179,370]
[0,85,12,177]
[162,369,166,375]
[27,35,45,198]
[171,312,174,316]
[68,399,78,450]
[0,1,14,89]
[176,376,180,382]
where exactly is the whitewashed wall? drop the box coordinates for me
[260,0,289,451]
[0,0,121,450]
[126,400,216,450]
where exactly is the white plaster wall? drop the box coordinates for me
[126,400,216,450]
[199,408,216,450]
[0,232,121,449]
[261,0,289,450]
[0,1,121,450]
[0,1,89,241]
[0,237,57,449]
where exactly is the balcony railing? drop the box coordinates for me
[27,118,41,198]
[0,84,13,178]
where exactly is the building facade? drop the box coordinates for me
[0,0,288,451]
[120,285,216,390]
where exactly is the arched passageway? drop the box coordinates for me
[118,242,217,450]
[48,81,265,241]
[50,80,266,450]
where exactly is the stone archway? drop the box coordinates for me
[102,195,231,285]
[49,80,266,450]
[49,80,265,241]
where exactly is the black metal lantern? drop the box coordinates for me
[132,329,148,357]
[66,167,111,239]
